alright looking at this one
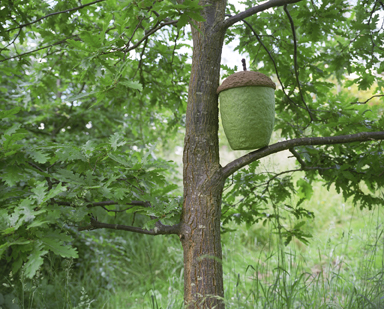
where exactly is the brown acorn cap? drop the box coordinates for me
[217,71,276,94]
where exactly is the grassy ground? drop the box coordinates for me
[2,142,383,308]
[221,184,384,308]
[3,181,382,309]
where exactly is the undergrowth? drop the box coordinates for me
[1,183,383,309]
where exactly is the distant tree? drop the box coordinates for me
[1,0,384,307]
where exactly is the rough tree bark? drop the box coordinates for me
[180,1,227,307]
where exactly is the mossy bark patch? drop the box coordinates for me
[219,86,275,150]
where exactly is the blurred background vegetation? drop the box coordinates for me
[1,89,383,308]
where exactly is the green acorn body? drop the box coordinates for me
[217,71,276,150]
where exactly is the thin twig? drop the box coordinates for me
[289,148,306,167]
[0,28,22,52]
[55,200,151,208]
[28,161,46,173]
[284,4,314,124]
[6,0,106,33]
[28,161,58,190]
[350,94,384,105]
[121,19,177,53]
[124,15,146,61]
[0,35,77,62]
[230,16,308,127]
[132,38,149,79]
[170,30,181,84]
[78,216,180,235]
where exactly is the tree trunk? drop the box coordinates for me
[181,1,227,307]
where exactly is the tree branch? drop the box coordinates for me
[132,38,149,79]
[100,206,134,213]
[283,5,314,124]
[260,165,335,192]
[232,16,309,124]
[0,28,21,53]
[350,94,384,105]
[123,15,146,61]
[121,19,177,53]
[289,148,306,167]
[0,35,77,62]
[78,217,180,235]
[99,19,177,58]
[221,131,384,178]
[6,0,106,33]
[55,200,150,208]
[223,0,303,29]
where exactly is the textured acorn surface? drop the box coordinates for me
[219,86,275,150]
[217,71,276,94]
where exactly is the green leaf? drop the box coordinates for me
[0,107,21,119]
[342,171,356,181]
[109,132,127,151]
[29,150,49,164]
[42,237,78,258]
[82,140,95,157]
[155,184,178,195]
[0,240,31,258]
[67,39,88,51]
[1,166,23,186]
[120,80,143,91]
[4,123,21,136]
[46,182,67,200]
[24,242,48,279]
[55,146,86,162]
[79,31,101,48]
[17,199,46,225]
[293,221,306,230]
[56,169,85,184]
[65,91,97,102]
[2,132,27,150]
[108,153,131,167]
[177,14,189,29]
[296,179,314,200]
[186,12,205,22]
[31,181,47,205]
[0,243,9,258]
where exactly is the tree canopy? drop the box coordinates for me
[1,0,384,306]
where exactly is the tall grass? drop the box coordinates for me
[2,183,383,308]
[222,184,384,308]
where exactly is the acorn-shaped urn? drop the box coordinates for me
[217,67,276,150]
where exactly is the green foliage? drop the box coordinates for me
[0,0,192,279]
[0,106,182,276]
[1,182,382,308]
[222,0,384,244]
[1,0,384,293]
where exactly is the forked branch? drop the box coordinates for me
[120,19,177,54]
[221,131,384,178]
[223,0,303,29]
